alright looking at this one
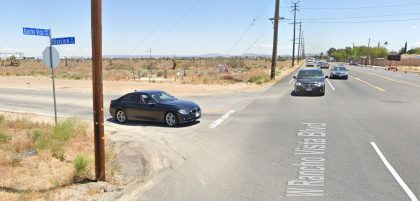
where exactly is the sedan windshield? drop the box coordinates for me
[150,92,177,103]
[333,67,347,71]
[297,70,324,79]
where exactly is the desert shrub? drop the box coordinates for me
[0,131,11,143]
[0,115,5,126]
[53,119,76,142]
[222,75,243,83]
[34,131,53,151]
[51,143,65,161]
[33,129,42,141]
[248,75,270,84]
[73,154,90,180]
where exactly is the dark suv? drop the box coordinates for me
[293,68,328,96]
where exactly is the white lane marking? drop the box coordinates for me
[325,79,335,91]
[370,142,418,201]
[209,110,235,129]
[289,78,294,84]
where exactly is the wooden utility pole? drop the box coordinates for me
[291,2,299,67]
[270,0,280,80]
[297,22,302,62]
[91,0,106,181]
[366,38,371,66]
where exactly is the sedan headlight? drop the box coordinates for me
[178,109,190,115]
[295,82,302,86]
[315,82,325,87]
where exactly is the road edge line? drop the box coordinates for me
[370,142,418,201]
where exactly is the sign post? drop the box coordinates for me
[23,27,75,124]
[49,30,58,124]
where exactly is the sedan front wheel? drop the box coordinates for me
[165,112,178,127]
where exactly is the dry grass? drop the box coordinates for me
[1,58,295,85]
[0,114,116,200]
[398,66,420,73]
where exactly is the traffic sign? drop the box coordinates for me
[51,37,75,45]
[42,47,60,69]
[23,27,50,36]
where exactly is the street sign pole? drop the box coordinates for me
[49,29,58,124]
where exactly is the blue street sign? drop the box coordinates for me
[23,27,50,36]
[51,37,76,45]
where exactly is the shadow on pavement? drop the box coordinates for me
[290,91,324,97]
[106,118,200,128]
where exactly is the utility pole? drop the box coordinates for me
[91,0,106,181]
[291,2,299,67]
[297,22,302,62]
[366,38,371,66]
[146,48,152,82]
[270,0,280,80]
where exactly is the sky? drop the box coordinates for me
[1,0,419,57]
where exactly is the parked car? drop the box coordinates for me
[293,68,328,96]
[330,66,349,79]
[109,90,201,126]
[349,60,358,66]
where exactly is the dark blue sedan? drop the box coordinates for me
[110,90,201,126]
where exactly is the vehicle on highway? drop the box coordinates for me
[330,66,349,79]
[306,59,315,67]
[319,61,330,69]
[109,90,201,126]
[293,68,328,96]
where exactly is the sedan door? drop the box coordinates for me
[139,94,166,122]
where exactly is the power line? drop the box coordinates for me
[149,0,202,49]
[299,18,420,24]
[297,12,420,21]
[291,1,299,67]
[131,2,185,54]
[228,0,272,54]
[300,2,420,10]
[242,25,273,55]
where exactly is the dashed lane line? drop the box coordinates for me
[325,79,335,91]
[370,142,418,201]
[209,110,235,129]
[350,76,386,92]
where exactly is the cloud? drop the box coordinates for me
[411,26,417,29]
[415,41,420,45]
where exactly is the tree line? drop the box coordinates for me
[327,43,420,63]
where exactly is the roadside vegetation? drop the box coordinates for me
[0,114,117,200]
[0,57,294,85]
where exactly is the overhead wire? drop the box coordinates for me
[300,2,420,10]
[149,0,202,49]
[299,18,420,24]
[297,12,420,21]
[227,0,272,54]
[130,1,185,54]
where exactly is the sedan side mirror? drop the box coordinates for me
[325,75,329,78]
[293,75,297,79]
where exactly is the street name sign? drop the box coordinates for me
[51,37,75,45]
[23,27,50,36]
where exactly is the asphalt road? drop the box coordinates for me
[1,65,420,201]
[122,65,420,201]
